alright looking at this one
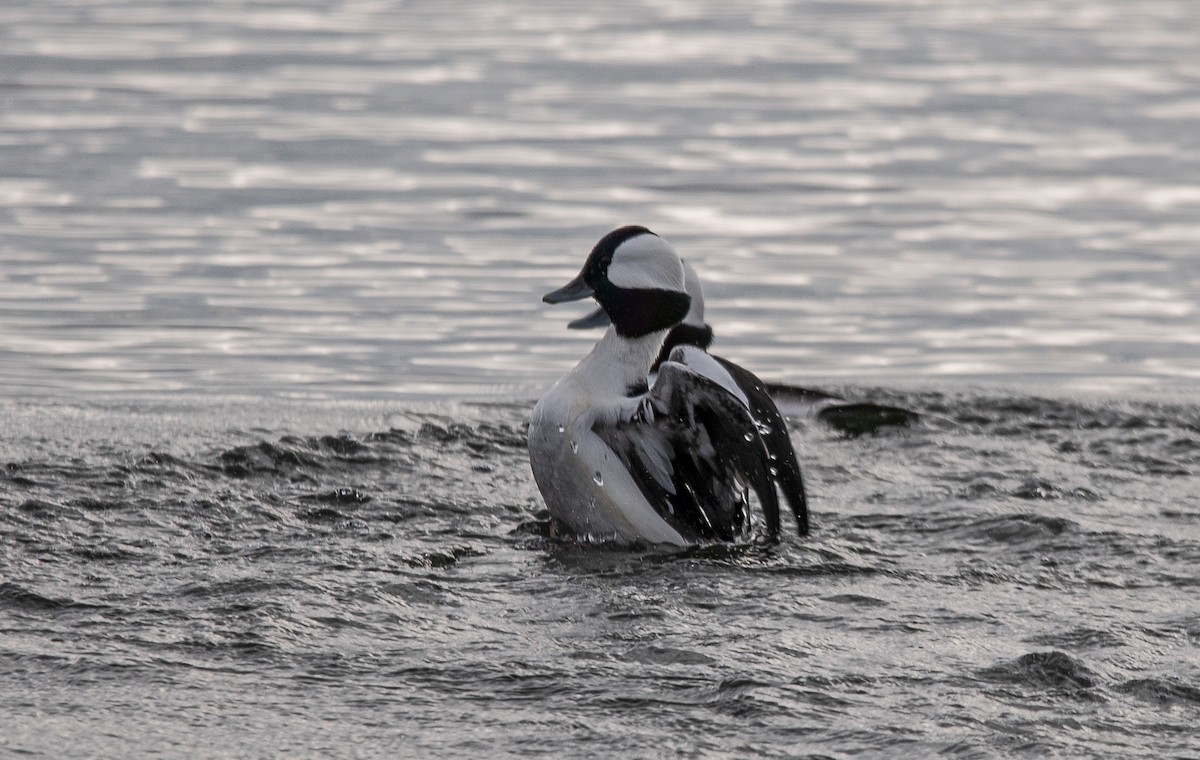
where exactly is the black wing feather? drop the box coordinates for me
[649,360,781,541]
[593,354,795,543]
[714,356,809,537]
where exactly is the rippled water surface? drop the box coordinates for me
[2,395,1198,758]
[2,0,1199,757]
[3,0,1199,396]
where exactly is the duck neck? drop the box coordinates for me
[576,327,666,395]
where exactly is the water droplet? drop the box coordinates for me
[593,471,604,486]
[744,432,754,441]
[557,425,565,434]
[769,467,778,477]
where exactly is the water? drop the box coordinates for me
[2,0,1199,757]
[2,396,1198,757]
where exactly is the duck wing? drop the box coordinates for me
[712,356,809,537]
[594,346,781,542]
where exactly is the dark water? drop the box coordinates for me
[2,394,1198,757]
[2,0,1200,757]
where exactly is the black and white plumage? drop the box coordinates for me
[568,261,810,537]
[573,259,921,434]
[528,226,796,546]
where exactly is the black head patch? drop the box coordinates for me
[600,286,691,339]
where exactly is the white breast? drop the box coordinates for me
[528,328,690,546]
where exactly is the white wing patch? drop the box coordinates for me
[665,345,750,409]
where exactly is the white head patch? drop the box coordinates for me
[606,234,685,293]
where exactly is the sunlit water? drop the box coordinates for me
[1,1,1198,757]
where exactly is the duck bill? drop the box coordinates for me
[542,274,594,304]
[567,306,612,330]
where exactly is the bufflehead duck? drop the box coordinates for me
[570,261,919,437]
[566,260,809,536]
[529,226,802,546]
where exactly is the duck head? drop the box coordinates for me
[544,226,691,339]
[564,257,711,343]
